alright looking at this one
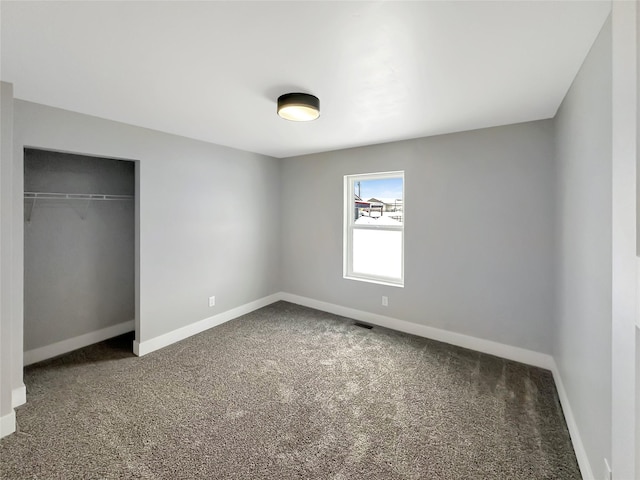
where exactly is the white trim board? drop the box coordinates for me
[133,293,281,357]
[550,360,594,480]
[11,385,26,408]
[279,292,554,370]
[0,410,16,439]
[24,320,134,366]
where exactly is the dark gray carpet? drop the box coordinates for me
[1,301,580,479]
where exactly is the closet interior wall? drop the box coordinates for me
[23,148,135,358]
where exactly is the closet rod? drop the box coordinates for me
[24,192,134,222]
[24,192,134,201]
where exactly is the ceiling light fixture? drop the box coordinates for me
[277,93,320,122]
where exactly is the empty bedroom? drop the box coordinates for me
[1,1,638,479]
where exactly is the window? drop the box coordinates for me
[344,171,404,287]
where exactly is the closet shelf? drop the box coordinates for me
[24,192,134,201]
[24,191,134,222]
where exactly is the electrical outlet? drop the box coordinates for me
[382,296,388,307]
[208,296,216,307]
[603,458,612,480]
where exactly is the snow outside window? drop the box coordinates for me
[344,171,404,287]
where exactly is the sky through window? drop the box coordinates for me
[356,177,403,201]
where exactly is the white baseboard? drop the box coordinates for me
[24,320,135,366]
[133,293,282,357]
[133,291,552,369]
[11,385,26,408]
[550,361,593,480]
[0,410,16,439]
[279,292,554,370]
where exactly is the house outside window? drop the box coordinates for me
[344,171,404,287]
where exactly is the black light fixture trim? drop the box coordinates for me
[277,92,320,121]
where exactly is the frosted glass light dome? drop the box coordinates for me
[277,93,320,122]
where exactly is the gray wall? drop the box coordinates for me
[553,16,612,475]
[281,120,556,354]
[23,149,135,350]
[13,100,282,346]
[637,5,640,476]
[1,82,15,428]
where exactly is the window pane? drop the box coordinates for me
[353,178,403,224]
[352,229,402,279]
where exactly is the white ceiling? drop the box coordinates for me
[1,1,611,158]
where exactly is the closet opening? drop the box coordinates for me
[23,148,139,365]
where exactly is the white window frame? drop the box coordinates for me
[343,171,404,287]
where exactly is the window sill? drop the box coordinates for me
[343,274,404,288]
